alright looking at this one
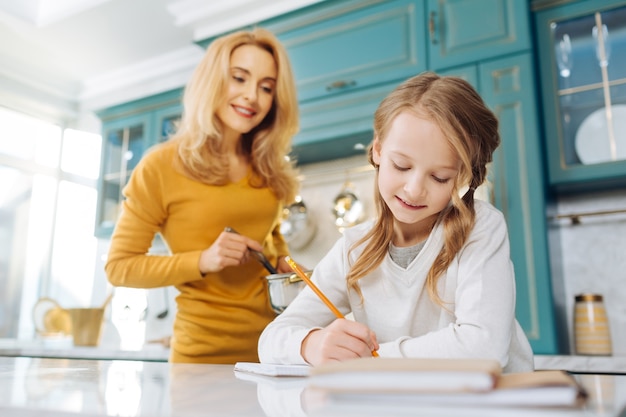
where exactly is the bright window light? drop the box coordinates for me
[61,128,101,179]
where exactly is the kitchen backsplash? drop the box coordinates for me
[548,188,626,356]
[286,154,376,268]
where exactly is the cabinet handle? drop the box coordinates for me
[429,11,438,45]
[326,80,356,91]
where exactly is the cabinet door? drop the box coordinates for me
[535,0,626,189]
[277,0,427,103]
[95,114,152,238]
[427,0,530,70]
[480,54,558,354]
[153,103,182,144]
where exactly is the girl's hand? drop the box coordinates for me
[301,318,379,365]
[198,230,263,275]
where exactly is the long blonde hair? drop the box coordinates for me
[172,27,299,203]
[347,72,501,305]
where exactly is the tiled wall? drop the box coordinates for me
[548,189,626,356]
[287,154,376,268]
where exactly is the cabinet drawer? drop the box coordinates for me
[276,0,426,103]
[292,81,397,164]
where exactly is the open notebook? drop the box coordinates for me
[234,362,310,377]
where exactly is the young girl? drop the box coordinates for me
[258,72,534,373]
[106,28,300,364]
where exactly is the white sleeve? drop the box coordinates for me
[258,235,353,364]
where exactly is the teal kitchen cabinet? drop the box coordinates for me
[440,54,559,354]
[294,80,400,164]
[277,0,530,163]
[534,0,626,190]
[95,89,182,237]
[261,0,428,163]
[270,0,426,104]
[427,0,531,71]
[197,0,531,164]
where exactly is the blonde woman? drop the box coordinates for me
[259,72,534,373]
[106,28,300,364]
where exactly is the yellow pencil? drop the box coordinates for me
[285,256,379,357]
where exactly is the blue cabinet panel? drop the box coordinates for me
[428,0,531,70]
[292,81,397,164]
[480,54,558,354]
[278,0,427,103]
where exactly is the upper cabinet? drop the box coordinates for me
[256,0,530,163]
[534,0,626,190]
[259,0,427,163]
[274,0,426,104]
[427,0,531,70]
[94,89,182,237]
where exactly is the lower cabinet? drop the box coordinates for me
[441,54,559,354]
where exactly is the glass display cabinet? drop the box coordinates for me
[535,0,626,190]
[96,115,151,237]
[94,90,182,237]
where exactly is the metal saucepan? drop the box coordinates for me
[265,270,312,314]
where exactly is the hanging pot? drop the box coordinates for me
[280,197,317,250]
[332,181,365,232]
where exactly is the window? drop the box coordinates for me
[0,107,102,338]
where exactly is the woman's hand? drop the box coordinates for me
[301,318,379,366]
[276,256,306,274]
[198,230,264,275]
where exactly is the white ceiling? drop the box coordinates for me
[0,0,324,120]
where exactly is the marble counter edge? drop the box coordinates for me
[0,343,169,362]
[534,354,625,373]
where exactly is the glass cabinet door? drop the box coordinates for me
[552,4,626,166]
[96,119,148,236]
[536,1,626,188]
[153,103,182,143]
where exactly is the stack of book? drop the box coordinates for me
[306,357,587,408]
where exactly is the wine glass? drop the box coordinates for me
[592,24,610,67]
[556,33,573,78]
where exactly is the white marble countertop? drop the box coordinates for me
[0,356,625,417]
